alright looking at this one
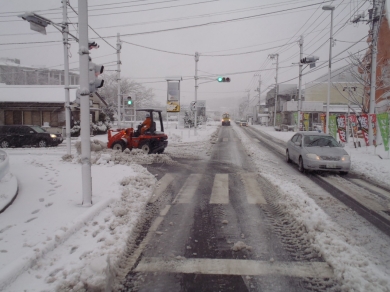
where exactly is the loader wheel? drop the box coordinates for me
[112,141,125,151]
[139,141,151,154]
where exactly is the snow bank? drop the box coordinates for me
[233,124,390,292]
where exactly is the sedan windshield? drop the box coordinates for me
[30,126,46,133]
[303,135,340,147]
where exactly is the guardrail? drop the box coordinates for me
[0,150,10,181]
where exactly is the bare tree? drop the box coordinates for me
[97,73,158,120]
[347,52,390,113]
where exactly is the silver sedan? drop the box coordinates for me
[285,131,351,174]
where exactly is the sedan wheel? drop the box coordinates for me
[1,140,10,148]
[38,140,47,148]
[298,156,305,173]
[286,150,291,163]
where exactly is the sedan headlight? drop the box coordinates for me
[50,134,57,138]
[341,155,350,162]
[306,153,321,160]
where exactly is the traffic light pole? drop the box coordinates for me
[78,0,92,206]
[117,33,122,127]
[297,36,304,132]
[62,0,71,155]
[194,52,199,136]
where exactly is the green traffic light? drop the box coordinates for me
[218,77,223,82]
[127,100,132,105]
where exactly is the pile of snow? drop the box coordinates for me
[233,124,390,292]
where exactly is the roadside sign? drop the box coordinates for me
[190,101,196,111]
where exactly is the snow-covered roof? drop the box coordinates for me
[0,85,77,103]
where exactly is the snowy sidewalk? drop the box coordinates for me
[0,124,218,291]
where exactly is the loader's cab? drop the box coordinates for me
[133,109,165,137]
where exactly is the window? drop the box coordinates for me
[291,134,299,142]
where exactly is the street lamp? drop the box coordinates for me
[322,5,335,134]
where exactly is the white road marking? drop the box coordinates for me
[253,138,260,142]
[223,138,229,142]
[159,205,171,216]
[120,206,170,282]
[135,257,333,278]
[350,179,390,200]
[149,173,175,203]
[209,174,229,204]
[241,173,267,205]
[319,176,384,211]
[173,174,202,204]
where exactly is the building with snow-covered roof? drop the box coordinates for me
[0,85,107,132]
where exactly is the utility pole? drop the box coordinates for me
[368,0,382,145]
[323,4,335,134]
[78,0,92,206]
[269,54,279,127]
[258,75,261,106]
[116,33,122,127]
[62,0,71,155]
[194,52,199,136]
[297,36,304,132]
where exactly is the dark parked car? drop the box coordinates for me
[0,125,62,148]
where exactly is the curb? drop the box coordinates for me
[0,174,18,214]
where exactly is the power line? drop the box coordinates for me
[67,2,116,51]
[89,1,332,39]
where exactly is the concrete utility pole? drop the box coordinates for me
[269,54,279,127]
[297,36,304,132]
[78,0,92,206]
[368,0,382,145]
[194,52,199,136]
[116,33,122,126]
[62,0,71,155]
[258,75,261,105]
[323,5,335,134]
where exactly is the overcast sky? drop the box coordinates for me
[0,0,370,110]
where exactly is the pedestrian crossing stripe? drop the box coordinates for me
[135,257,333,278]
[160,173,266,205]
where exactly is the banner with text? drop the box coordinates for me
[357,114,369,146]
[329,115,338,140]
[377,113,389,151]
[336,115,347,142]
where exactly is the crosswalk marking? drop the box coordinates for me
[209,174,229,204]
[135,257,333,278]
[173,174,202,204]
[241,173,267,205]
[350,179,390,200]
[149,173,175,203]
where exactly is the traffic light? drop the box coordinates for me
[217,77,231,82]
[127,96,132,105]
[300,56,319,64]
[89,60,104,93]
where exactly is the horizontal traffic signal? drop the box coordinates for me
[217,77,231,82]
[300,56,319,64]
